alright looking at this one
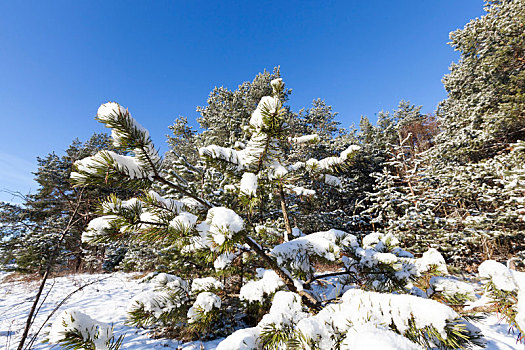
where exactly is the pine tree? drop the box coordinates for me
[436,0,525,164]
[403,0,525,262]
[71,76,481,349]
[0,133,139,274]
[196,67,289,148]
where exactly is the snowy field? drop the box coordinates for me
[0,272,522,350]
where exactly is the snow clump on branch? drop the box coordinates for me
[48,309,116,350]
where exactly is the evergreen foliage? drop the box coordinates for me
[436,0,525,163]
[0,134,140,274]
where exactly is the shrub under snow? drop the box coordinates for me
[48,309,122,350]
[478,260,525,334]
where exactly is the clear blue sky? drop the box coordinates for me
[0,0,485,203]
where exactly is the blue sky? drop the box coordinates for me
[0,0,485,203]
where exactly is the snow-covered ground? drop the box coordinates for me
[0,272,522,349]
[0,272,222,350]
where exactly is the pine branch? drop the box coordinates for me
[152,174,212,209]
[303,270,355,288]
[243,234,319,310]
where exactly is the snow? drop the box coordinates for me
[128,274,189,318]
[96,103,161,169]
[356,249,398,266]
[345,233,450,288]
[97,102,128,122]
[223,184,236,192]
[284,184,315,196]
[208,207,244,235]
[351,243,417,284]
[215,327,260,350]
[151,273,189,290]
[475,315,525,350]
[199,92,286,178]
[48,309,114,350]
[296,288,461,348]
[415,248,448,275]
[239,269,285,303]
[0,273,217,349]
[270,78,283,94]
[305,145,361,171]
[270,229,349,274]
[200,207,244,248]
[240,172,257,197]
[258,291,308,328]
[217,292,307,349]
[290,134,319,144]
[249,96,280,130]
[1,272,521,350]
[213,252,238,270]
[341,323,423,350]
[268,161,288,180]
[465,293,493,310]
[72,150,153,180]
[198,91,287,180]
[288,161,305,171]
[102,197,141,214]
[82,215,117,242]
[430,276,477,300]
[199,145,243,170]
[291,227,303,237]
[169,212,198,231]
[340,144,361,159]
[187,292,221,323]
[191,277,224,294]
[362,231,399,249]
[139,211,162,225]
[324,174,342,187]
[478,260,518,292]
[148,190,184,213]
[478,260,525,333]
[128,290,170,318]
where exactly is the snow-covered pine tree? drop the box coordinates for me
[0,201,30,269]
[196,67,289,149]
[71,76,482,349]
[435,0,525,164]
[408,140,525,264]
[0,134,140,274]
[403,0,525,263]
[286,99,365,234]
[355,102,437,244]
[165,70,365,237]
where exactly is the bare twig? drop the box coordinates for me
[28,279,56,334]
[0,189,30,202]
[24,275,114,350]
[17,188,85,350]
